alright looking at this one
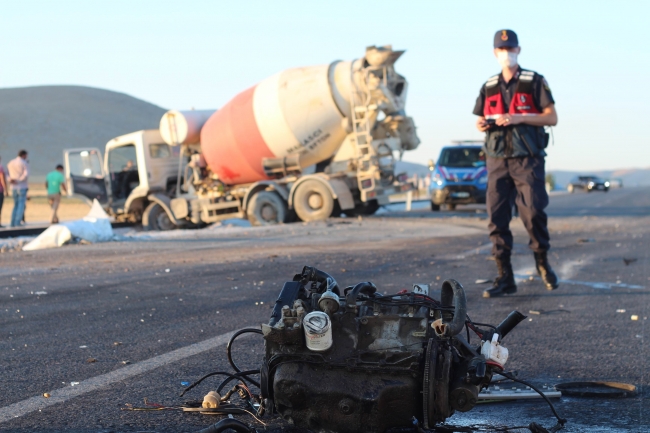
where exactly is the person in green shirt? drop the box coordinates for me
[45,165,67,224]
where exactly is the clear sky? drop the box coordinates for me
[1,0,648,171]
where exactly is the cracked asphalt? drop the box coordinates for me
[1,187,648,432]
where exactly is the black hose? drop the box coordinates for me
[227,328,263,388]
[495,310,527,339]
[345,281,377,305]
[195,418,254,433]
[301,266,341,295]
[440,279,467,337]
[499,371,567,428]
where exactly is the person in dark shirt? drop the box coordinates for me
[473,29,559,298]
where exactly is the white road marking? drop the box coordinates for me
[0,329,241,424]
[514,273,646,290]
[514,258,645,290]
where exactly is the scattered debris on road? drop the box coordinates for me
[122,266,566,433]
[623,257,637,265]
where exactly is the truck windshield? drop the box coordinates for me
[439,148,485,168]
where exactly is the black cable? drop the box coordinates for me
[470,321,498,331]
[216,370,260,394]
[179,371,252,398]
[499,371,567,428]
[227,328,263,388]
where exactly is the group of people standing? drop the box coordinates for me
[0,149,66,228]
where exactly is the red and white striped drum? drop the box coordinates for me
[200,61,354,185]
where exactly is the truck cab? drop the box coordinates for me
[64,130,180,223]
[429,142,487,211]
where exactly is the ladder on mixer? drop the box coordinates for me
[350,75,376,194]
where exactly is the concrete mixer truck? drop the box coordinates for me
[63,45,420,230]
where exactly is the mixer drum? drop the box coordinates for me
[200,62,353,185]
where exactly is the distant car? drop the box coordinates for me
[567,176,609,193]
[428,144,487,211]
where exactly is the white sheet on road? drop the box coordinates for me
[22,200,113,251]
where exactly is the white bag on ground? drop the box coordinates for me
[22,225,72,251]
[22,200,113,250]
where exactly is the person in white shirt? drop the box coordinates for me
[7,150,29,227]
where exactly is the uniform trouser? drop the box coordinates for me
[11,188,27,227]
[486,156,550,259]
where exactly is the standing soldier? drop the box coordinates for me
[474,30,559,297]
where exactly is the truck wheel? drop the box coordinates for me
[447,204,457,211]
[431,202,441,211]
[247,191,287,226]
[144,202,176,231]
[293,180,335,222]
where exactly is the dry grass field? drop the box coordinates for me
[0,192,89,226]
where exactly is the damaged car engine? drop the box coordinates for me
[260,266,527,433]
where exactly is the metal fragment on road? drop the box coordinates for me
[479,385,561,401]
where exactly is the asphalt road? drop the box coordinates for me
[1,187,648,432]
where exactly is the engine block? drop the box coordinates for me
[260,266,525,433]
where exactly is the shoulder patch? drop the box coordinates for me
[485,74,499,87]
[519,70,535,82]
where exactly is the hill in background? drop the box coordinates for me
[0,86,166,182]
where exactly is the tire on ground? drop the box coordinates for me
[293,180,335,222]
[431,202,440,211]
[144,202,176,231]
[246,190,288,226]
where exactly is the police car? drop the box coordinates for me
[428,142,487,211]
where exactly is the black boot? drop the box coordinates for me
[535,251,559,290]
[483,257,517,298]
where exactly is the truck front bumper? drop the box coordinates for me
[431,185,486,206]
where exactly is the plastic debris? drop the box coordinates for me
[616,309,626,313]
[87,358,97,363]
[181,381,190,386]
[79,345,88,349]
[577,238,596,243]
[23,200,113,251]
[475,279,490,284]
[623,258,637,266]
[43,393,51,398]
[70,382,80,386]
[631,315,639,321]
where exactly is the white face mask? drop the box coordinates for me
[497,50,518,68]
